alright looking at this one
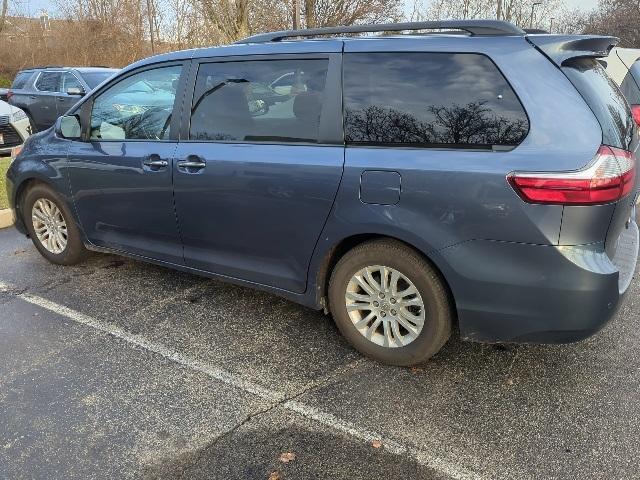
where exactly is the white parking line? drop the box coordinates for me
[0,280,484,480]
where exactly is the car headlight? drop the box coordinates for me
[10,109,27,122]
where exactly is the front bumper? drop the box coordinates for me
[437,222,638,343]
[0,118,30,154]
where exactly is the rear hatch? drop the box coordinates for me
[529,35,639,290]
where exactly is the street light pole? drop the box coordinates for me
[530,2,542,29]
[549,17,555,33]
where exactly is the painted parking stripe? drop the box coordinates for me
[0,280,484,480]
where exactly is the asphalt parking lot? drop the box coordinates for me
[1,226,640,480]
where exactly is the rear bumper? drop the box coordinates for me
[437,222,638,344]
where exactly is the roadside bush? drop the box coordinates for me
[0,76,11,88]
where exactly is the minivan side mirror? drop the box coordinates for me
[66,87,85,96]
[56,115,82,139]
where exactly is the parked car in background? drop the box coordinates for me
[6,21,639,365]
[0,99,30,156]
[603,48,640,125]
[7,66,118,132]
[0,88,8,102]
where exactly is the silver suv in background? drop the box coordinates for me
[7,67,118,132]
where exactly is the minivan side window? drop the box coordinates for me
[190,59,329,143]
[89,65,182,141]
[343,52,529,149]
[35,72,62,92]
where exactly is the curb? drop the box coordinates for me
[0,208,14,229]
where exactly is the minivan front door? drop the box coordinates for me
[173,56,344,293]
[66,63,185,264]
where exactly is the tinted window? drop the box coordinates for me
[90,65,181,141]
[563,58,634,150]
[11,71,32,89]
[61,72,83,92]
[35,72,62,92]
[343,52,529,148]
[620,60,640,105]
[190,59,329,143]
[80,71,116,89]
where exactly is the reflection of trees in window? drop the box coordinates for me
[346,101,529,147]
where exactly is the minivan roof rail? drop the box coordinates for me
[235,20,526,44]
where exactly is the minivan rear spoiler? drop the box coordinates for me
[526,35,619,67]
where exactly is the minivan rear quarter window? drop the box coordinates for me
[563,58,633,150]
[343,52,529,149]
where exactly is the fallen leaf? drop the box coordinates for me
[506,378,514,385]
[268,472,281,480]
[410,367,423,373]
[372,439,383,449]
[279,452,296,463]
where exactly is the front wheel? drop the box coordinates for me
[328,239,453,366]
[23,184,88,265]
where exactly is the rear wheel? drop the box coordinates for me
[328,239,453,366]
[23,184,88,265]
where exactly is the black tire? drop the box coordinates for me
[24,112,37,134]
[328,239,453,366]
[23,183,88,265]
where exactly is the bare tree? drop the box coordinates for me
[570,0,640,47]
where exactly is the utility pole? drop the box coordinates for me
[549,17,555,33]
[529,2,542,29]
[293,0,300,30]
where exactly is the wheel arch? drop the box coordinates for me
[313,233,458,320]
[12,176,64,234]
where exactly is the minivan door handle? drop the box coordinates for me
[142,155,168,170]
[177,157,206,171]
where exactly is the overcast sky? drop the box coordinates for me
[17,0,601,17]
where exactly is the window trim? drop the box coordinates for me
[33,70,65,93]
[76,60,188,143]
[181,53,343,146]
[341,50,530,152]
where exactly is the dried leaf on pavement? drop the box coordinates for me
[372,439,383,448]
[279,452,296,463]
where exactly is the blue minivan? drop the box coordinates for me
[6,21,639,365]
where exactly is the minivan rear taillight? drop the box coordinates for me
[508,145,636,205]
[6,90,13,101]
[632,105,640,127]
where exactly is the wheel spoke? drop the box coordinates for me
[346,303,371,312]
[365,317,382,340]
[364,267,382,293]
[346,291,372,303]
[399,307,424,327]
[390,270,400,297]
[354,274,376,297]
[380,266,389,292]
[354,311,376,329]
[382,321,391,347]
[390,320,405,346]
[396,314,420,335]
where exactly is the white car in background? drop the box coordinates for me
[603,47,640,125]
[0,99,31,155]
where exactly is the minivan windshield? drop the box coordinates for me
[562,58,634,150]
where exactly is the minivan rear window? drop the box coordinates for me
[562,58,634,150]
[11,71,32,89]
[343,52,529,149]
